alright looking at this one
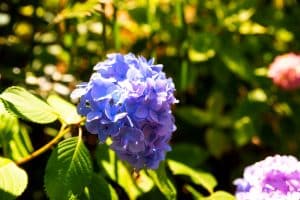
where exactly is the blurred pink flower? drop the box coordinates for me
[268,53,300,90]
[234,155,300,200]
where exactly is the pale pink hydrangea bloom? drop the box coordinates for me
[234,155,300,200]
[268,53,300,90]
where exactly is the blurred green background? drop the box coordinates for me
[1,0,300,199]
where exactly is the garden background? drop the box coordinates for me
[1,0,300,199]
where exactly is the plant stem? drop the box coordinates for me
[78,126,82,138]
[101,2,107,53]
[16,125,70,165]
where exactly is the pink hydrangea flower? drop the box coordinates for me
[234,155,300,200]
[268,53,300,90]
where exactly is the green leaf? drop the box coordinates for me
[167,143,209,167]
[168,160,217,194]
[148,161,177,200]
[0,113,33,161]
[239,21,267,34]
[44,136,93,200]
[95,144,153,200]
[188,32,218,62]
[0,157,28,200]
[19,125,34,154]
[80,173,118,200]
[180,60,188,91]
[0,86,58,124]
[128,7,148,24]
[220,50,253,81]
[247,88,267,102]
[223,8,255,24]
[234,116,255,146]
[47,94,81,125]
[10,125,34,161]
[0,113,18,149]
[175,106,213,127]
[53,0,100,23]
[206,92,224,116]
[205,129,231,158]
[0,99,7,114]
[185,185,204,199]
[188,48,216,62]
[204,191,235,200]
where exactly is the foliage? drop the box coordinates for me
[0,0,300,199]
[0,157,28,200]
[44,136,93,200]
[0,86,58,124]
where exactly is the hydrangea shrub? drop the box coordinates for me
[71,53,178,169]
[234,155,300,200]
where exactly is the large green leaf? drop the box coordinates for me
[80,173,118,200]
[44,136,93,200]
[96,144,154,200]
[0,86,58,124]
[148,161,177,200]
[47,94,81,125]
[168,159,217,194]
[0,157,28,200]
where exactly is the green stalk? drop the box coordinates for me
[16,125,70,165]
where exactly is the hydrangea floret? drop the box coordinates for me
[71,53,178,169]
[268,53,300,90]
[234,155,300,200]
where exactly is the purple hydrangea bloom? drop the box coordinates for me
[234,155,300,200]
[71,53,178,169]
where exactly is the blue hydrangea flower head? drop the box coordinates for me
[234,155,300,200]
[71,53,178,169]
